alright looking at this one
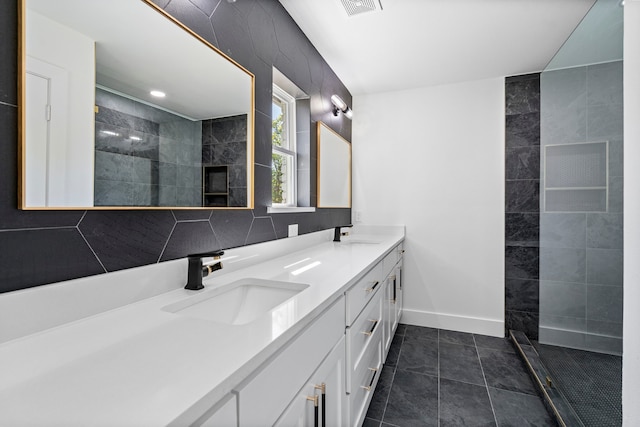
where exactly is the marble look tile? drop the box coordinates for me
[587,248,623,286]
[395,324,407,337]
[167,0,217,46]
[608,139,624,178]
[505,246,539,280]
[587,104,624,141]
[366,365,394,422]
[176,186,201,207]
[397,336,438,377]
[210,209,254,250]
[383,370,438,427]
[160,221,220,262]
[439,378,496,427]
[439,329,475,346]
[540,281,586,318]
[132,158,159,185]
[505,278,539,312]
[439,342,484,386]
[131,183,157,206]
[505,112,541,147]
[505,310,539,340]
[539,313,586,333]
[505,75,540,115]
[362,418,381,427]
[506,146,540,180]
[505,180,539,213]
[608,176,623,213]
[539,213,586,249]
[587,319,623,338]
[158,162,177,187]
[228,188,248,207]
[478,347,537,395]
[540,67,586,115]
[245,216,277,245]
[587,61,623,107]
[587,284,623,324]
[473,334,515,354]
[489,388,554,427]
[95,151,134,182]
[505,213,539,247]
[584,334,622,355]
[587,213,623,249]
[158,186,177,207]
[539,247,586,283]
[94,179,134,206]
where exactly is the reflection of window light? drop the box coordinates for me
[291,261,321,276]
[100,130,120,136]
[150,90,166,98]
[272,299,296,339]
[129,136,142,141]
[284,258,311,269]
[227,254,258,264]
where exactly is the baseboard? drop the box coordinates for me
[401,308,504,337]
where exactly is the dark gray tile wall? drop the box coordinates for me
[0,0,351,293]
[505,73,541,339]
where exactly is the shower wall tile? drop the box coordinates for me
[586,285,623,324]
[540,247,586,283]
[609,176,623,213]
[505,279,538,312]
[505,147,540,180]
[505,180,539,213]
[609,140,624,178]
[505,310,538,338]
[586,213,623,249]
[540,314,586,333]
[505,213,538,247]
[540,213,586,249]
[540,281,586,318]
[587,319,623,338]
[505,75,540,115]
[587,61,623,107]
[587,249,623,286]
[505,246,539,280]
[587,104,624,140]
[505,113,540,147]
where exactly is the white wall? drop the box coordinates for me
[623,1,640,425]
[27,11,95,206]
[352,78,505,336]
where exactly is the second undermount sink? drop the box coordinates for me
[162,278,309,325]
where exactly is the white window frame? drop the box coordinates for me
[272,84,297,207]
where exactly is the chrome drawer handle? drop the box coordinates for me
[365,281,380,293]
[361,319,378,336]
[361,367,378,391]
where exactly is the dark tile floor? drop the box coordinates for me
[534,342,622,427]
[364,324,555,427]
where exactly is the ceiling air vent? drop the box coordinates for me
[340,0,383,17]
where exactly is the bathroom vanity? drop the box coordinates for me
[0,226,404,426]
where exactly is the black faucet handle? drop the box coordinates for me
[187,250,225,259]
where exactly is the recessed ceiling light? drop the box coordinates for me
[150,90,166,98]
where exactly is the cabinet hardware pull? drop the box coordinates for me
[361,367,378,391]
[392,275,397,302]
[365,281,380,293]
[362,319,378,336]
[315,383,326,427]
[307,395,319,427]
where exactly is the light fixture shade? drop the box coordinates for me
[330,94,347,111]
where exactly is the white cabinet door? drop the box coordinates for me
[275,337,348,427]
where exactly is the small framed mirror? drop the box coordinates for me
[317,122,351,208]
[19,0,254,209]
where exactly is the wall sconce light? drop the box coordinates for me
[331,94,353,119]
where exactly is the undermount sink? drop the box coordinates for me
[162,278,309,325]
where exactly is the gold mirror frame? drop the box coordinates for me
[18,0,254,210]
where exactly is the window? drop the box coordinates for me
[272,84,297,206]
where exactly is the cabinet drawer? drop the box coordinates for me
[237,297,346,427]
[345,263,382,326]
[349,330,382,427]
[346,290,382,379]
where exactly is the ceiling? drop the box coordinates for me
[279,0,597,96]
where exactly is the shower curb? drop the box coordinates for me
[509,330,585,427]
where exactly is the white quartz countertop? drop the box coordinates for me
[0,226,404,426]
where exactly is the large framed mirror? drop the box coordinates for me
[317,122,351,208]
[19,0,254,209]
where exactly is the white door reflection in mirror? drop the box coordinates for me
[317,122,351,208]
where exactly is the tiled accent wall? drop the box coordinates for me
[202,114,248,207]
[0,0,352,294]
[539,61,623,354]
[94,88,202,207]
[504,73,541,339]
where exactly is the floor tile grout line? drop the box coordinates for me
[473,334,500,426]
[379,339,402,425]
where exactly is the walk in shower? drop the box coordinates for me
[536,0,623,425]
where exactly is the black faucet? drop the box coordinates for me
[185,250,224,290]
[333,224,353,242]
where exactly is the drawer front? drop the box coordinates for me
[382,244,404,280]
[349,330,382,427]
[237,297,346,427]
[347,290,383,377]
[345,263,383,326]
